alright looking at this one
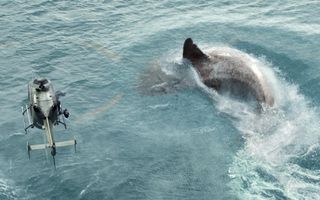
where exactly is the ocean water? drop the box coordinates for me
[1,0,320,199]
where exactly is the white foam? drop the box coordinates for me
[217,51,320,199]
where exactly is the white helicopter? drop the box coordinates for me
[21,78,76,168]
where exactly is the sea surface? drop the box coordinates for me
[1,1,320,199]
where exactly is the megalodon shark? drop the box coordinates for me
[183,38,274,106]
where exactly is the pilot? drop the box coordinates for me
[39,81,45,90]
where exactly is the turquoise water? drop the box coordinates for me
[1,1,320,199]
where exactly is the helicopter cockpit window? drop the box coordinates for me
[34,79,49,91]
[33,79,48,85]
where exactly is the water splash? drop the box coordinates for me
[169,44,320,199]
[209,50,320,200]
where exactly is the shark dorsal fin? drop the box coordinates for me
[183,38,209,63]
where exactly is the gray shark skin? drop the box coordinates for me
[183,38,274,106]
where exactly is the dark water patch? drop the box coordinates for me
[255,167,279,183]
[291,171,320,185]
[301,77,320,105]
[28,9,48,17]
[261,189,289,200]
[0,1,12,7]
[233,40,309,82]
[293,148,320,171]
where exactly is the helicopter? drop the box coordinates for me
[21,78,76,168]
